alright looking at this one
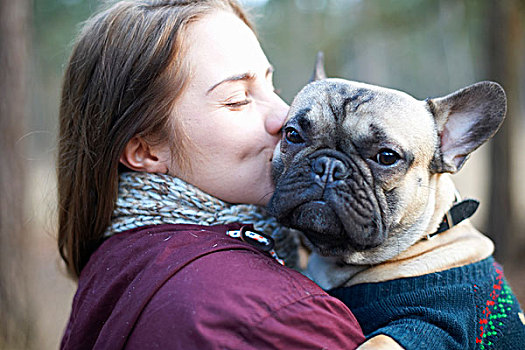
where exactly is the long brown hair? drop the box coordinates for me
[58,0,253,279]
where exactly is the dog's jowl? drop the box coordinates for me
[268,59,525,349]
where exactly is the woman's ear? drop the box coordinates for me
[120,136,170,174]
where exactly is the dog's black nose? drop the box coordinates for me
[312,156,348,183]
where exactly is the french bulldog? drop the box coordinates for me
[268,55,525,349]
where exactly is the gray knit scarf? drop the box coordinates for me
[105,171,299,267]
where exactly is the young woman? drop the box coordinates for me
[58,1,365,348]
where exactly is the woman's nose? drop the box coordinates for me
[265,95,289,135]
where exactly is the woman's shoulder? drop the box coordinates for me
[129,245,365,348]
[94,222,329,305]
[124,224,364,349]
[69,224,364,349]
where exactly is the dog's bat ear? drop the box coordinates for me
[427,81,507,173]
[310,51,327,82]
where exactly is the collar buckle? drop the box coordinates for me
[428,198,480,239]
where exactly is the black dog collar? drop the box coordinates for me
[427,199,480,239]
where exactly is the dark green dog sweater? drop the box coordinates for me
[330,257,525,349]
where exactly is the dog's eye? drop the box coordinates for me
[284,127,304,144]
[374,149,400,166]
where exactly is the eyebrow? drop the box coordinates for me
[206,66,274,95]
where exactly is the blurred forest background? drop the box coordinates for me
[1,0,524,348]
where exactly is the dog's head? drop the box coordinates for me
[268,62,506,264]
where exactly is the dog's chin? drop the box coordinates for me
[283,200,386,254]
[289,201,344,244]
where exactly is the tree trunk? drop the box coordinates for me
[0,0,33,348]
[485,0,523,262]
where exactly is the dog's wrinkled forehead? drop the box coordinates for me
[286,78,435,147]
[291,79,375,117]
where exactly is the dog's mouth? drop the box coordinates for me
[280,197,386,253]
[289,201,343,245]
[270,182,388,253]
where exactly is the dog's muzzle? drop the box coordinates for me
[269,149,387,253]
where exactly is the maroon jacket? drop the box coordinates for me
[61,223,364,349]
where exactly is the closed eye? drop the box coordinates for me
[224,99,251,108]
[222,90,252,109]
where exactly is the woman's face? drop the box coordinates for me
[166,10,289,206]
